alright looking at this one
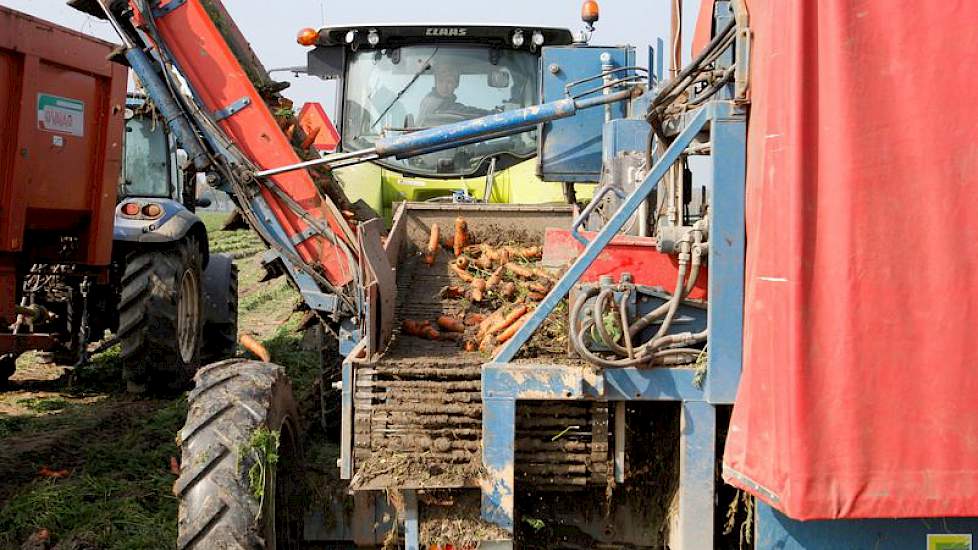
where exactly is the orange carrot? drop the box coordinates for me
[528,282,550,294]
[505,262,534,279]
[449,263,474,283]
[454,217,468,257]
[464,313,486,326]
[532,267,556,282]
[490,305,528,335]
[511,245,542,260]
[424,223,440,266]
[441,285,466,299]
[500,281,516,300]
[240,334,271,362]
[487,266,505,289]
[471,278,487,302]
[478,308,506,340]
[527,291,546,301]
[495,316,527,344]
[436,315,465,333]
[476,254,493,270]
[455,256,470,269]
[402,319,430,337]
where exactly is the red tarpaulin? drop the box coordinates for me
[719,0,978,519]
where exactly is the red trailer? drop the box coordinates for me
[0,6,127,365]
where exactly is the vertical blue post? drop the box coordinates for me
[705,103,746,405]
[403,490,419,550]
[340,353,355,479]
[481,393,517,534]
[678,401,716,549]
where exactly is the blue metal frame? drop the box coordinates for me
[481,101,748,548]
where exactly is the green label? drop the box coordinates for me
[928,534,973,550]
[37,93,85,137]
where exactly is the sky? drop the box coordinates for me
[1,0,702,117]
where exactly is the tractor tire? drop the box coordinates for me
[201,262,239,363]
[118,236,204,392]
[174,360,303,549]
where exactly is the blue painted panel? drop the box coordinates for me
[757,502,978,550]
[706,103,746,405]
[603,118,652,163]
[678,402,716,549]
[539,45,635,182]
[481,395,516,534]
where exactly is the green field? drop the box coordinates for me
[0,212,325,549]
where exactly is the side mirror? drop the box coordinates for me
[488,69,510,88]
[196,197,212,208]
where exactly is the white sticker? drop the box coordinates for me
[37,93,85,137]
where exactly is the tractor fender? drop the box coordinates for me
[201,252,235,327]
[113,199,209,264]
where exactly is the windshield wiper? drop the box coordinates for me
[369,48,439,131]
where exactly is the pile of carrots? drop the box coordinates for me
[402,216,559,354]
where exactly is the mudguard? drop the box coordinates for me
[201,252,234,326]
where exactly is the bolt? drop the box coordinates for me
[331,381,342,390]
[549,63,560,75]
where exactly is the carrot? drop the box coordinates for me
[464,340,478,352]
[487,266,505,289]
[455,256,470,269]
[532,267,556,282]
[528,282,550,294]
[449,264,474,283]
[471,278,487,302]
[423,326,442,340]
[454,217,468,257]
[441,285,466,299]
[478,308,506,340]
[500,281,516,300]
[495,316,527,344]
[511,245,542,260]
[476,254,494,270]
[505,262,534,279]
[479,333,495,353]
[527,291,546,301]
[239,334,271,362]
[464,313,486,326]
[497,248,510,266]
[436,315,465,333]
[424,224,440,266]
[489,305,528,335]
[402,319,430,337]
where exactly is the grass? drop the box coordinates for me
[0,383,186,548]
[0,220,322,548]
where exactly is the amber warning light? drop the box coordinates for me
[582,0,600,29]
[297,27,319,46]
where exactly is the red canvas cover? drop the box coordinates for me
[722,1,978,519]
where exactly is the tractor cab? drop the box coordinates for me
[305,24,578,218]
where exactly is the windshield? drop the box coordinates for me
[122,117,171,198]
[343,45,539,177]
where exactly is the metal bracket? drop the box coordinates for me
[151,0,187,18]
[213,97,251,122]
[290,225,318,246]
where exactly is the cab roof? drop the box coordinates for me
[317,23,575,51]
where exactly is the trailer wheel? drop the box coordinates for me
[201,261,239,363]
[118,236,203,392]
[174,360,302,550]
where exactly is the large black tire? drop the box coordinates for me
[174,360,303,549]
[118,236,204,392]
[201,262,239,363]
